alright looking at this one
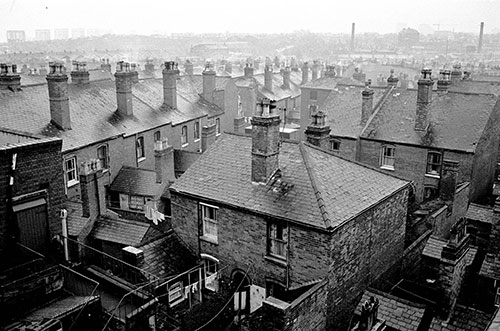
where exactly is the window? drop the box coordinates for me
[426,152,442,176]
[201,203,218,242]
[136,137,145,160]
[268,221,287,259]
[154,131,161,142]
[194,121,200,141]
[215,118,221,135]
[181,126,188,146]
[168,281,184,306]
[310,90,318,101]
[97,145,108,169]
[202,255,219,292]
[65,157,78,187]
[330,139,340,152]
[129,195,144,211]
[380,145,395,170]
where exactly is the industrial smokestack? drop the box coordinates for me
[351,23,355,51]
[478,22,484,53]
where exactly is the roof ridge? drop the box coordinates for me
[121,165,157,174]
[298,142,334,230]
[360,85,394,137]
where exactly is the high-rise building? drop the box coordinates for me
[71,28,85,39]
[54,28,69,40]
[35,29,51,41]
[6,30,26,43]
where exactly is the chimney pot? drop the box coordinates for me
[387,69,399,87]
[202,62,216,103]
[71,61,90,85]
[361,80,375,125]
[437,69,451,92]
[0,63,21,91]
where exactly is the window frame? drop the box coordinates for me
[181,125,188,146]
[380,145,395,170]
[200,203,218,243]
[168,281,184,306]
[215,118,221,136]
[129,195,145,211]
[136,136,145,161]
[64,156,79,187]
[194,121,200,141]
[330,139,341,152]
[201,254,219,292]
[96,144,109,170]
[267,221,288,260]
[426,151,442,177]
[154,131,161,142]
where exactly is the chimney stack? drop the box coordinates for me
[440,159,459,202]
[184,60,193,76]
[415,68,433,131]
[225,61,232,74]
[202,62,216,103]
[304,109,331,150]
[312,61,319,81]
[387,69,399,87]
[251,98,281,183]
[80,159,106,220]
[264,64,273,91]
[244,63,254,77]
[437,70,451,93]
[301,62,309,84]
[131,63,139,83]
[450,64,462,84]
[47,62,71,130]
[202,120,217,152]
[0,63,21,91]
[361,80,374,126]
[282,66,291,89]
[101,58,111,72]
[114,61,135,116]
[324,65,337,78]
[70,61,89,85]
[162,61,179,109]
[154,138,175,184]
[145,59,155,73]
[478,22,484,53]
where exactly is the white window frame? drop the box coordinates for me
[201,203,218,242]
[426,151,442,177]
[380,145,395,170]
[168,281,184,306]
[136,136,145,162]
[65,156,78,187]
[268,221,287,259]
[181,125,188,147]
[97,144,109,170]
[201,254,219,292]
[215,118,221,136]
[194,121,200,141]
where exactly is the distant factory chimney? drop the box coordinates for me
[478,22,484,53]
[350,23,356,51]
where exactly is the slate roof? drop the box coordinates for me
[110,166,169,198]
[318,86,387,138]
[170,134,409,230]
[449,80,500,96]
[91,217,159,246]
[466,203,494,224]
[233,72,302,102]
[0,76,217,152]
[486,307,500,331]
[137,232,198,279]
[65,200,91,237]
[429,304,492,331]
[480,254,500,280]
[354,288,426,331]
[301,76,364,89]
[422,236,447,260]
[361,89,499,151]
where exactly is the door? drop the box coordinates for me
[16,202,49,252]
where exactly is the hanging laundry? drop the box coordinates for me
[159,211,165,221]
[184,285,191,298]
[191,282,198,293]
[152,210,159,225]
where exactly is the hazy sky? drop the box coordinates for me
[1,0,499,41]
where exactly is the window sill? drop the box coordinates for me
[425,173,440,179]
[103,168,109,174]
[265,255,287,267]
[67,180,79,188]
[380,165,395,171]
[182,143,189,148]
[200,235,218,245]
[194,138,200,142]
[137,157,146,163]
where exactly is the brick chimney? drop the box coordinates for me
[352,67,366,82]
[114,61,135,116]
[154,138,175,184]
[282,66,291,89]
[251,98,281,183]
[244,63,254,78]
[202,120,217,152]
[79,159,106,220]
[162,61,179,109]
[386,69,399,87]
[437,70,451,93]
[324,65,337,78]
[131,63,139,84]
[450,64,462,84]
[301,62,309,84]
[145,59,154,73]
[312,60,320,81]
[264,65,273,91]
[184,60,193,76]
[224,61,232,74]
[101,58,111,72]
[440,159,459,202]
[304,110,331,149]
[70,61,89,85]
[361,80,374,126]
[415,69,433,131]
[202,62,216,103]
[0,63,21,91]
[47,62,71,130]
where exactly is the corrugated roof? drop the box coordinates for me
[362,89,499,151]
[466,203,494,224]
[355,288,426,331]
[110,166,168,197]
[170,134,408,229]
[91,217,152,246]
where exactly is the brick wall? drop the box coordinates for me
[402,229,433,280]
[326,187,409,329]
[0,138,65,249]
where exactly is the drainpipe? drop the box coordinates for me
[60,209,69,262]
